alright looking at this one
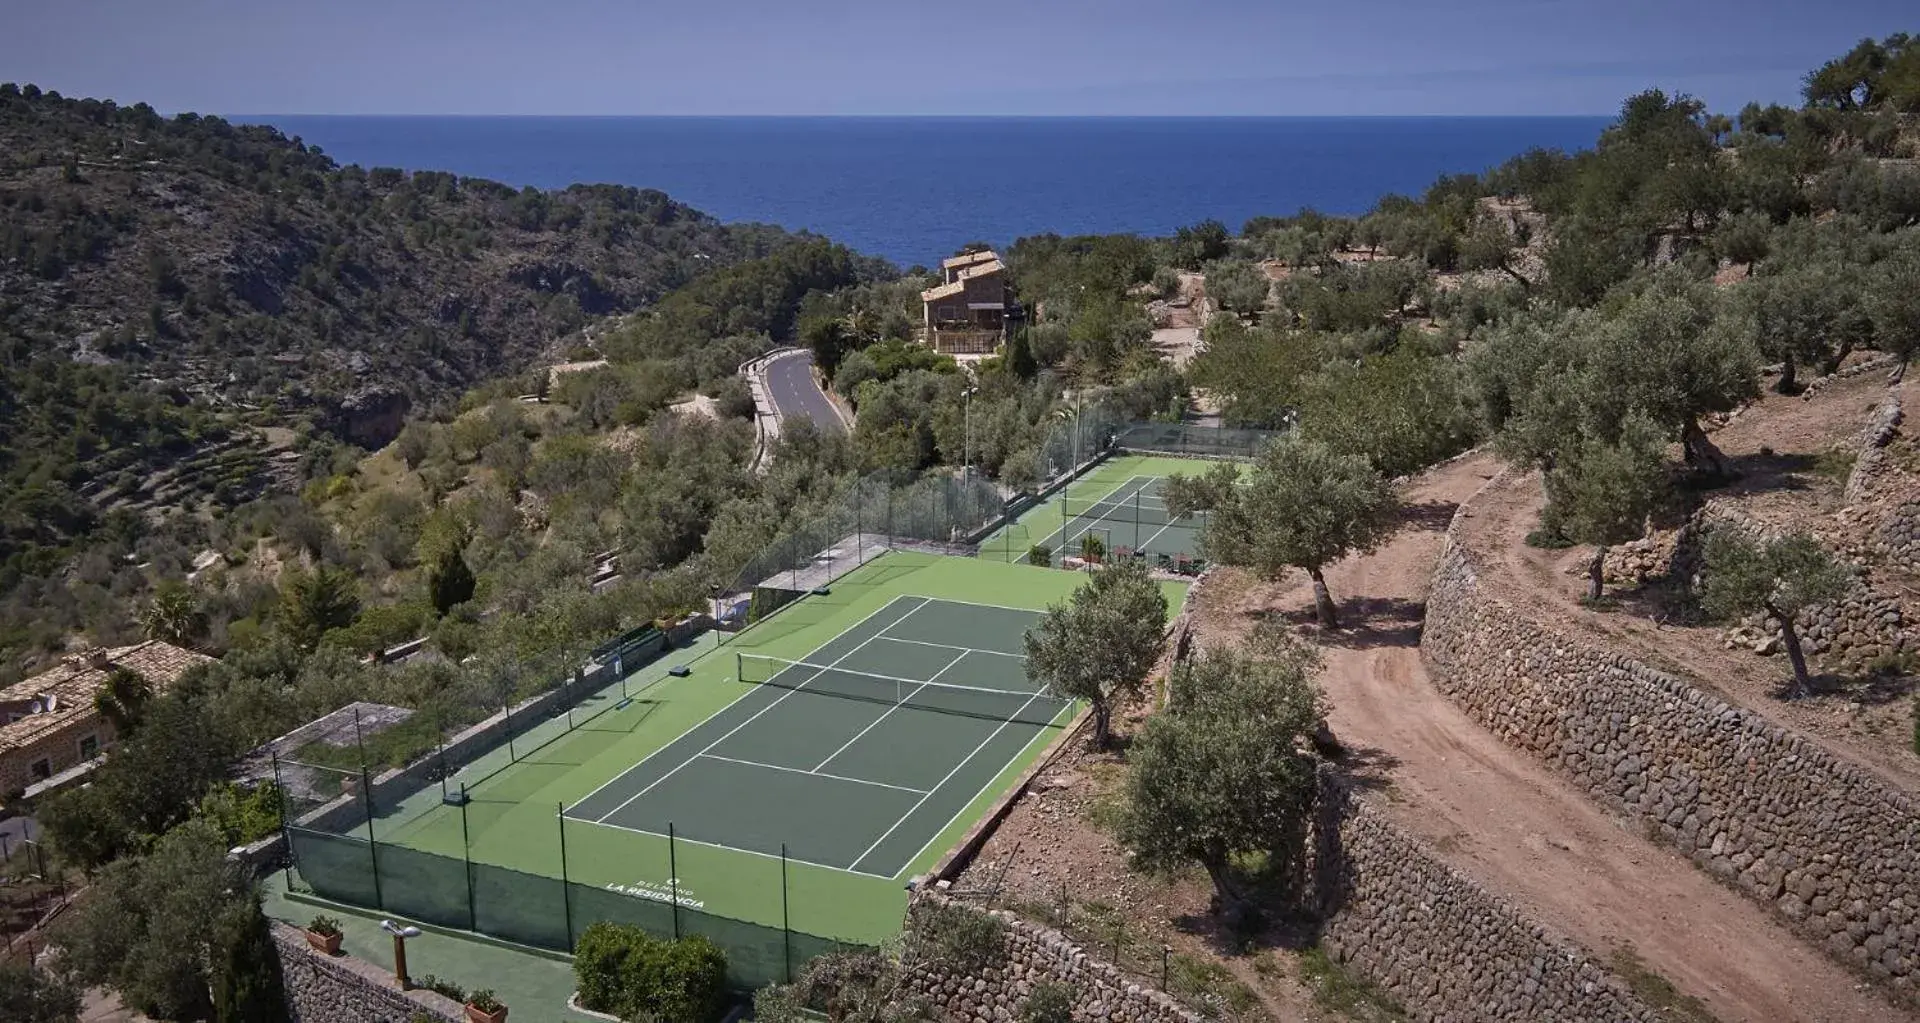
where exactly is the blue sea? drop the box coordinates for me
[246,116,1610,267]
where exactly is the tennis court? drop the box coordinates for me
[565,595,1070,879]
[1041,475,1206,570]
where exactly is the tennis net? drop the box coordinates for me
[735,653,1075,728]
[1063,497,1202,528]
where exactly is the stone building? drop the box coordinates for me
[0,640,211,796]
[921,250,1013,355]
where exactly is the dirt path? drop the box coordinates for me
[1461,372,1920,792]
[1192,450,1910,1023]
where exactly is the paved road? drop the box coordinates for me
[764,350,847,436]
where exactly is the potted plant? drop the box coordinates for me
[305,915,343,955]
[465,989,507,1023]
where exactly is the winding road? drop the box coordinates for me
[764,349,847,436]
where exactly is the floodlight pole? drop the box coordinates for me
[962,387,978,484]
[460,785,476,931]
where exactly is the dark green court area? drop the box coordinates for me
[564,596,1071,878]
[1045,476,1207,571]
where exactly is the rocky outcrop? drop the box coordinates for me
[272,922,461,1023]
[325,386,411,449]
[1425,479,1920,999]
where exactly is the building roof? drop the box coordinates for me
[940,250,1000,270]
[0,641,212,755]
[921,259,1006,302]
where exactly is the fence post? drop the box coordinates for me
[668,822,681,940]
[557,804,576,951]
[504,697,518,763]
[781,843,793,984]
[362,765,384,909]
[271,750,295,890]
[460,785,476,931]
[1161,945,1170,991]
[352,705,368,766]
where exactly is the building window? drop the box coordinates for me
[80,735,99,760]
[30,758,51,781]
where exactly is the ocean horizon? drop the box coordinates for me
[241,115,1612,266]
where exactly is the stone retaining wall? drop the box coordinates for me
[1307,770,1659,1023]
[272,922,462,1023]
[1424,482,1920,998]
[903,894,1203,1023]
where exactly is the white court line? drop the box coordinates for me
[1058,475,1159,556]
[875,635,1025,659]
[572,816,898,879]
[887,695,1080,879]
[811,649,969,773]
[1038,475,1146,555]
[574,595,927,820]
[848,687,1054,874]
[697,753,930,795]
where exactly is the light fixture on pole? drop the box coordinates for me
[380,919,422,990]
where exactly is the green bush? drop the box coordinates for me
[1021,981,1075,1023]
[572,922,729,1023]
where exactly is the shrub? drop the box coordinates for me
[910,901,1005,974]
[1026,544,1052,567]
[306,915,341,937]
[1021,981,1075,1023]
[416,975,466,1002]
[466,989,502,1012]
[572,922,729,1023]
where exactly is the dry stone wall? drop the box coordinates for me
[272,923,462,1023]
[1424,484,1920,998]
[902,893,1203,1023]
[1307,771,1659,1023]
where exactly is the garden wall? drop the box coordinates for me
[1423,477,1920,998]
[271,922,462,1023]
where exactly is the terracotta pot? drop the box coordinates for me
[465,1003,507,1023]
[305,930,342,956]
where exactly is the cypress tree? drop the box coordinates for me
[212,896,288,1023]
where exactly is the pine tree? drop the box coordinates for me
[427,543,477,616]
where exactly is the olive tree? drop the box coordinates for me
[1023,560,1168,747]
[1164,437,1397,628]
[1544,413,1670,601]
[1700,529,1852,697]
[1121,646,1325,917]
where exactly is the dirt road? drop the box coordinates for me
[1192,450,1910,1023]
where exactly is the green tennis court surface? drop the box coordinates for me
[280,554,1186,975]
[977,454,1229,571]
[566,596,1067,878]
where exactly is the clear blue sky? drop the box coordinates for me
[6,0,1912,116]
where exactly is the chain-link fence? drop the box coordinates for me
[1112,421,1286,460]
[284,817,868,990]
[719,470,1007,613]
[272,625,675,842]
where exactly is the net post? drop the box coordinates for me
[557,804,575,951]
[458,784,476,931]
[668,822,681,939]
[781,843,793,984]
